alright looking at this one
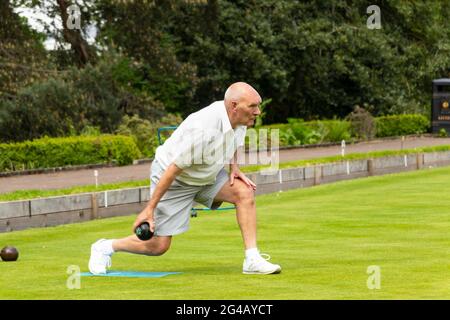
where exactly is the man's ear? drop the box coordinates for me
[232,101,238,111]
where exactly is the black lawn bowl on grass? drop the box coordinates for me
[1,246,19,262]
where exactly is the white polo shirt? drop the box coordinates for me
[155,101,247,186]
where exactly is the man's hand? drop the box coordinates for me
[230,165,256,190]
[131,163,182,235]
[132,206,155,234]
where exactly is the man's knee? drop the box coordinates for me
[234,184,255,206]
[153,244,170,256]
[144,237,171,256]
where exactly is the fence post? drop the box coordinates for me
[314,165,322,186]
[367,159,375,176]
[91,193,98,220]
[416,153,423,170]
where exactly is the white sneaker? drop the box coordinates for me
[88,239,112,275]
[243,253,281,275]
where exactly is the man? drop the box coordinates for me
[89,82,281,275]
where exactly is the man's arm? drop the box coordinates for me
[132,163,183,233]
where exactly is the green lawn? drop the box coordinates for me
[1,166,450,299]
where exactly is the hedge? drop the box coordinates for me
[0,135,141,172]
[375,114,430,137]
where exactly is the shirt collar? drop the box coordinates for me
[219,100,233,133]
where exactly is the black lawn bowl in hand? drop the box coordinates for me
[135,222,153,241]
[1,246,19,261]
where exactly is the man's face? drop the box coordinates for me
[234,94,262,127]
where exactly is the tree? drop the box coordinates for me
[168,0,450,121]
[55,0,91,66]
[3,0,450,133]
[12,0,97,67]
[0,0,49,98]
[94,0,199,115]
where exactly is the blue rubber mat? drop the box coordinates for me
[80,271,182,278]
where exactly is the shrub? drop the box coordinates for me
[115,113,183,158]
[256,118,351,148]
[0,54,167,143]
[375,114,430,137]
[345,106,376,140]
[256,113,428,148]
[0,135,141,172]
[306,119,352,143]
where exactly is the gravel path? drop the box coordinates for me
[1,136,450,194]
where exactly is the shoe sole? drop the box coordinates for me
[243,268,282,275]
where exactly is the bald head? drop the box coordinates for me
[224,82,262,107]
[223,82,262,128]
